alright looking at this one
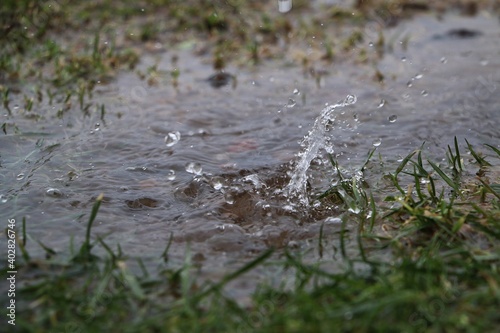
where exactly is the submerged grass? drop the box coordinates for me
[4,139,499,332]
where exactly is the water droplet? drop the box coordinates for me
[13,105,19,111]
[185,162,202,175]
[224,192,235,204]
[377,99,386,108]
[348,206,361,214]
[480,60,489,66]
[210,176,226,190]
[0,195,7,203]
[372,138,382,147]
[368,42,374,47]
[165,131,181,147]
[407,80,413,88]
[401,56,407,62]
[414,74,423,79]
[46,188,63,197]
[278,0,292,13]
[293,88,300,95]
[325,217,342,224]
[421,90,428,96]
[440,57,448,64]
[16,173,25,181]
[344,94,357,105]
[167,169,176,181]
[388,115,397,123]
[286,98,296,108]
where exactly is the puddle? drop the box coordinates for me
[1,11,499,295]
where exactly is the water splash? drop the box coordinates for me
[285,94,357,206]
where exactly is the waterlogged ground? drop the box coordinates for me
[2,9,500,297]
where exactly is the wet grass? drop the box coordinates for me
[2,1,500,332]
[5,139,499,332]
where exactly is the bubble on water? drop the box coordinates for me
[278,0,292,13]
[388,115,397,123]
[16,173,25,181]
[372,138,382,147]
[440,57,448,64]
[377,99,386,108]
[165,131,181,147]
[286,98,296,108]
[293,88,300,95]
[344,94,357,105]
[224,192,235,204]
[421,90,428,96]
[185,162,202,175]
[210,176,226,190]
[46,188,63,197]
[167,169,176,181]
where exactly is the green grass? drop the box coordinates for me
[2,2,500,332]
[4,139,499,332]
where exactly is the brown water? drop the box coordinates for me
[1,12,499,295]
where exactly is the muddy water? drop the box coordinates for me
[1,13,499,295]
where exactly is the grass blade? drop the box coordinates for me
[428,160,459,193]
[484,144,500,158]
[465,139,491,166]
[198,248,274,299]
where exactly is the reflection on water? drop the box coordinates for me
[1,13,499,290]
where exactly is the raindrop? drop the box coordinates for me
[440,57,448,64]
[325,217,342,224]
[224,192,235,205]
[401,56,407,62]
[414,74,423,79]
[210,176,226,190]
[421,90,428,96]
[372,138,382,147]
[348,207,361,214]
[377,99,386,108]
[286,98,296,108]
[480,60,489,66]
[13,105,19,111]
[293,88,300,95]
[278,0,292,13]
[165,131,181,147]
[167,169,176,181]
[368,42,374,47]
[46,188,63,197]
[16,173,25,181]
[388,115,397,123]
[407,80,413,88]
[185,162,202,175]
